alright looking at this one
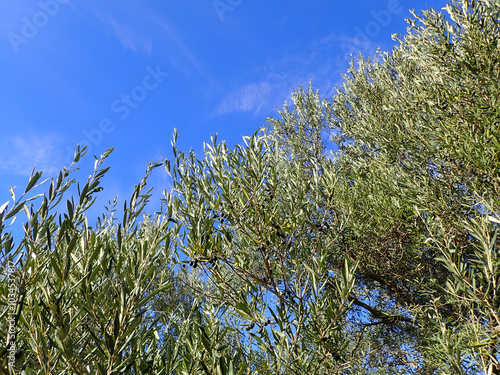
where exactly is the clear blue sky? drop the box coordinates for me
[0,0,447,217]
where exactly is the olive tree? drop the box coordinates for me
[328,0,500,372]
[0,148,246,374]
[163,0,500,373]
[2,0,499,373]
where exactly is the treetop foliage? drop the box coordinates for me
[1,0,500,373]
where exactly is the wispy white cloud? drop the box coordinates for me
[316,32,377,66]
[78,1,216,87]
[216,82,274,115]
[110,19,152,54]
[0,133,62,176]
[149,14,218,88]
[215,34,352,116]
[215,20,397,119]
[74,1,154,55]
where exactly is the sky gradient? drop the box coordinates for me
[0,0,447,216]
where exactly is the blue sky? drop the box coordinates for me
[0,0,447,217]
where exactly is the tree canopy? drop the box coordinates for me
[1,0,500,373]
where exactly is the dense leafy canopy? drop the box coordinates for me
[1,0,499,373]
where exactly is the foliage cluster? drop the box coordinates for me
[1,0,499,373]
